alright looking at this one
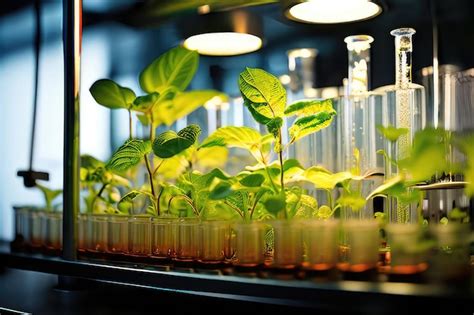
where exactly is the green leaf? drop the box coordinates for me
[136,113,150,126]
[153,124,201,158]
[200,126,268,162]
[132,92,160,113]
[226,190,248,214]
[263,194,286,216]
[239,173,265,187]
[448,208,468,221]
[337,192,366,211]
[314,205,333,220]
[195,146,228,170]
[80,154,104,169]
[90,79,135,109]
[284,99,334,116]
[156,154,189,180]
[36,184,62,211]
[209,181,233,200]
[289,111,335,142]
[399,128,449,183]
[283,159,303,172]
[366,175,404,200]
[243,98,271,125]
[455,134,474,197]
[266,117,283,152]
[377,125,409,142]
[117,190,141,212]
[139,46,199,93]
[299,167,354,190]
[106,139,152,172]
[239,67,286,119]
[159,90,227,126]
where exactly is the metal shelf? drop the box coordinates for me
[1,242,473,313]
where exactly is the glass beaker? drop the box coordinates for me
[151,216,177,259]
[108,214,129,254]
[128,215,152,256]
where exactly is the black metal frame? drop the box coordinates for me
[62,0,81,261]
[1,243,473,312]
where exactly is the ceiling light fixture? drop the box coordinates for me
[182,10,263,56]
[282,0,382,24]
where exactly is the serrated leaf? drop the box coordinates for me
[106,139,152,172]
[90,79,136,110]
[239,173,265,187]
[201,126,268,162]
[139,46,199,93]
[153,125,201,158]
[266,117,283,137]
[239,67,286,119]
[377,125,409,142]
[266,117,283,152]
[243,98,271,125]
[284,99,334,116]
[159,90,227,126]
[289,111,335,142]
[226,190,248,213]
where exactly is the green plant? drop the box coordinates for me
[90,46,226,141]
[35,184,62,212]
[88,46,228,217]
[198,68,335,220]
[80,154,130,214]
[107,124,201,216]
[371,127,457,223]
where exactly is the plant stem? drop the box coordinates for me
[128,109,133,139]
[91,183,108,212]
[144,154,156,201]
[149,113,155,142]
[277,128,287,220]
[156,187,164,216]
[168,194,199,217]
[249,191,265,220]
[153,160,164,177]
[259,149,278,193]
[224,201,244,218]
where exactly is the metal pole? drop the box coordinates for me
[62,0,82,261]
[430,0,439,128]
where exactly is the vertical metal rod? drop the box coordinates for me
[431,0,439,128]
[62,0,82,260]
[29,0,41,171]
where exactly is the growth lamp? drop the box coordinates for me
[183,10,263,56]
[283,0,382,24]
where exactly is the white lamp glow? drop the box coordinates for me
[287,0,382,24]
[184,32,262,56]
